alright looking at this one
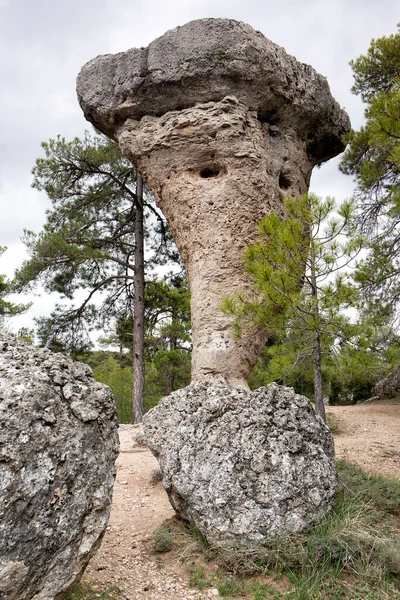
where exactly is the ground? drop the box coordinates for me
[84,397,400,599]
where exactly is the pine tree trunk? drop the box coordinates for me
[313,328,326,422]
[310,250,326,422]
[165,370,175,396]
[165,322,177,396]
[132,173,145,424]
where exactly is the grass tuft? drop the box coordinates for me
[151,523,175,553]
[149,468,163,485]
[151,460,400,599]
[325,412,342,435]
[187,564,211,590]
[185,520,210,549]
[66,583,121,600]
[217,577,247,597]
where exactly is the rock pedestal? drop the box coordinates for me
[77,18,350,388]
[143,383,337,545]
[77,18,342,546]
[0,333,119,600]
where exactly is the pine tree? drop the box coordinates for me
[222,195,363,421]
[0,246,31,323]
[14,132,178,422]
[340,25,400,315]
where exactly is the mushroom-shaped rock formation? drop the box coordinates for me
[0,332,119,600]
[77,18,350,388]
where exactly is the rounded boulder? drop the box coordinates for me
[0,333,119,600]
[144,382,337,545]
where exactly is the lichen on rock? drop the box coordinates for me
[0,332,119,600]
[143,383,337,545]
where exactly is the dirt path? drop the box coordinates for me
[327,398,400,480]
[85,399,400,598]
[85,426,217,600]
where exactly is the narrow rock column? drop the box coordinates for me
[117,96,313,387]
[77,18,350,387]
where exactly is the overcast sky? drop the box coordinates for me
[0,0,398,333]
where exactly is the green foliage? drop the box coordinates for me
[17,327,35,344]
[14,131,175,350]
[0,246,31,322]
[151,524,175,553]
[188,565,211,590]
[103,273,192,411]
[144,350,191,409]
[217,577,246,597]
[249,332,316,397]
[66,583,121,600]
[327,310,400,404]
[13,131,189,418]
[151,463,400,599]
[340,25,400,318]
[349,24,400,103]
[336,459,400,516]
[219,462,400,598]
[185,521,210,549]
[143,274,191,404]
[325,413,342,435]
[92,356,133,423]
[223,194,363,414]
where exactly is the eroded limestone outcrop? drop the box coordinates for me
[0,332,119,600]
[143,383,337,545]
[77,18,350,388]
[374,369,400,399]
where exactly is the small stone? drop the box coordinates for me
[133,428,147,447]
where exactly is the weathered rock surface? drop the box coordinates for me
[0,332,119,600]
[374,368,400,399]
[77,18,349,160]
[77,18,350,388]
[143,383,337,545]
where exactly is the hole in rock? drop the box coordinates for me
[200,167,220,178]
[279,171,291,190]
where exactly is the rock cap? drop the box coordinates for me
[77,18,350,163]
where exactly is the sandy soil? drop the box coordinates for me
[84,398,400,599]
[327,398,400,480]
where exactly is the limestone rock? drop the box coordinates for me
[0,332,119,600]
[77,19,350,387]
[374,368,400,399]
[143,383,337,545]
[77,18,349,163]
[133,427,147,447]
